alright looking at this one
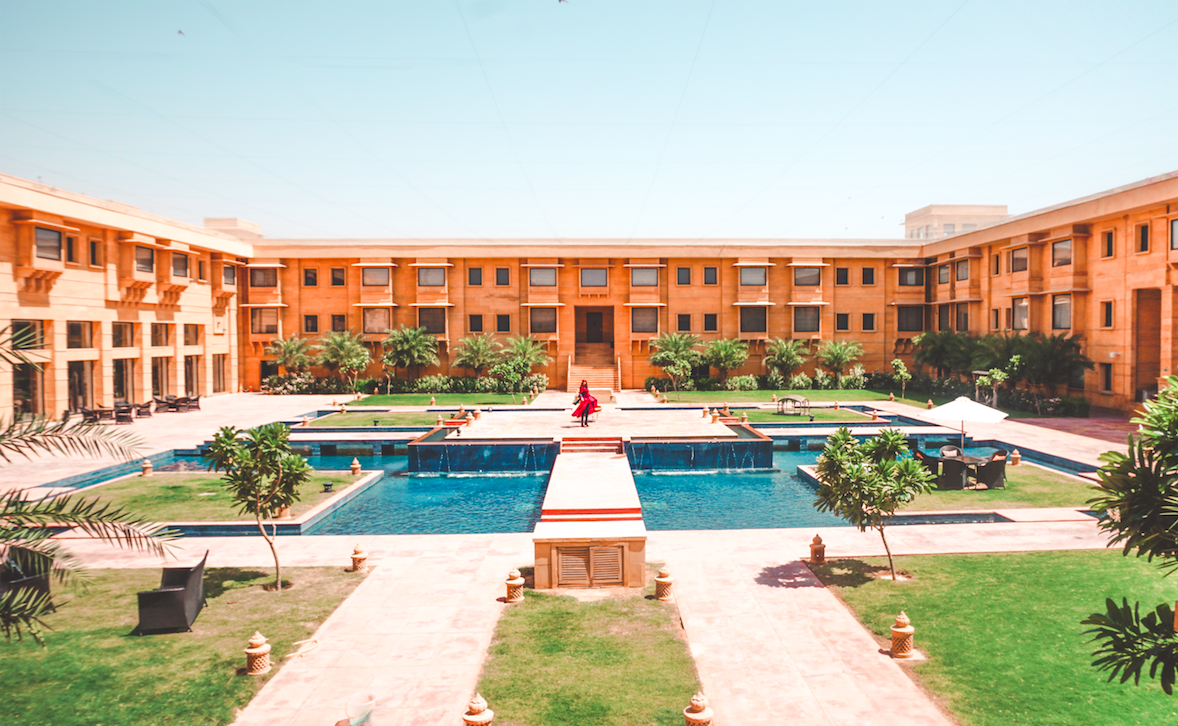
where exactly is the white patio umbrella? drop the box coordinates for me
[924,396,1008,449]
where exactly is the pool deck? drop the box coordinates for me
[442,402,740,440]
[538,450,642,523]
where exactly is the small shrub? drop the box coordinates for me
[723,375,759,391]
[766,370,788,390]
[643,377,672,392]
[812,369,834,390]
[695,376,722,391]
[840,365,867,390]
[521,373,549,393]
[788,373,812,390]
[864,370,894,389]
[415,374,451,394]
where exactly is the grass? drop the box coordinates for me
[88,472,350,522]
[810,551,1178,726]
[0,567,365,726]
[658,389,954,406]
[307,411,445,427]
[741,408,873,423]
[477,585,700,725]
[354,393,529,406]
[902,464,1097,511]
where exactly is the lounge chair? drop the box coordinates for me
[135,401,153,418]
[973,458,1007,489]
[80,408,100,424]
[990,449,1009,461]
[137,551,208,634]
[114,405,135,425]
[938,457,968,490]
[939,445,962,458]
[915,450,940,479]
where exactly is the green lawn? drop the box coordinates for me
[742,408,872,423]
[0,567,365,726]
[903,464,1097,511]
[354,393,529,406]
[810,551,1178,726]
[657,389,954,405]
[88,472,351,522]
[477,585,700,725]
[307,411,444,427]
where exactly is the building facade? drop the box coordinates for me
[3,171,1177,416]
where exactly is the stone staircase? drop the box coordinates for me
[568,345,618,393]
[560,437,624,454]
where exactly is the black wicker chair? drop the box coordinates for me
[938,457,968,490]
[972,458,1008,489]
[187,395,201,410]
[915,450,940,479]
[135,401,153,418]
[136,551,208,634]
[114,405,135,424]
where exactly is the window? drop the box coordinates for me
[897,306,924,332]
[529,268,557,286]
[468,267,483,286]
[956,303,969,331]
[631,268,658,287]
[1051,239,1072,267]
[223,264,236,285]
[331,268,346,286]
[938,305,951,331]
[530,307,557,334]
[112,358,134,402]
[1013,298,1029,330]
[89,239,102,267]
[66,321,93,349]
[793,307,819,333]
[632,307,659,333]
[34,227,62,260]
[469,314,483,332]
[1172,219,1178,250]
[415,268,444,286]
[861,267,875,285]
[1101,363,1113,392]
[183,324,200,346]
[740,307,767,334]
[703,313,717,331]
[703,267,718,285]
[956,260,969,281]
[172,253,189,278]
[991,253,1001,275]
[835,313,849,331]
[150,357,169,398]
[418,308,446,334]
[944,223,956,236]
[497,314,510,333]
[1052,294,1071,330]
[331,314,346,332]
[362,267,390,286]
[1011,248,1028,272]
[151,323,170,347]
[213,354,227,393]
[581,268,608,287]
[1069,365,1086,390]
[1101,301,1114,328]
[835,267,849,286]
[496,267,510,286]
[363,308,391,334]
[676,267,691,285]
[991,308,1000,330]
[250,268,277,287]
[304,268,318,286]
[793,267,821,287]
[250,310,278,335]
[135,245,155,273]
[938,264,950,284]
[740,267,767,286]
[898,268,924,286]
[305,315,319,333]
[861,313,875,331]
[66,236,76,263]
[677,314,691,332]
[112,322,134,348]
[1138,224,1150,253]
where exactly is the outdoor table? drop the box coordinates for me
[941,454,994,488]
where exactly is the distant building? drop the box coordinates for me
[904,204,1009,240]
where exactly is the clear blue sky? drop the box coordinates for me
[2,1,1177,240]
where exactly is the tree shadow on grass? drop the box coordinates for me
[203,568,272,599]
[807,559,896,589]
[754,562,823,589]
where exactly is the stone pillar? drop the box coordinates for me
[809,534,825,565]
[655,567,674,601]
[890,611,915,658]
[350,544,368,573]
[140,458,153,477]
[927,399,934,409]
[683,692,713,726]
[463,693,494,726]
[1010,449,1022,466]
[350,457,362,476]
[244,631,272,675]
[505,569,525,603]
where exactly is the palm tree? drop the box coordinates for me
[381,325,440,383]
[315,330,371,394]
[1020,333,1094,413]
[264,334,314,374]
[977,333,1029,384]
[703,339,749,381]
[816,339,864,388]
[764,338,808,379]
[649,332,701,400]
[912,330,957,378]
[452,333,503,378]
[0,326,173,643]
[501,335,552,372]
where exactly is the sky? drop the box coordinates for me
[2,0,1177,241]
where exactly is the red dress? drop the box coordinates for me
[572,389,598,418]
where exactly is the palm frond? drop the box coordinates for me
[1,491,177,558]
[0,415,142,463]
[0,588,55,644]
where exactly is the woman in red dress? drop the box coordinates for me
[571,380,597,427]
